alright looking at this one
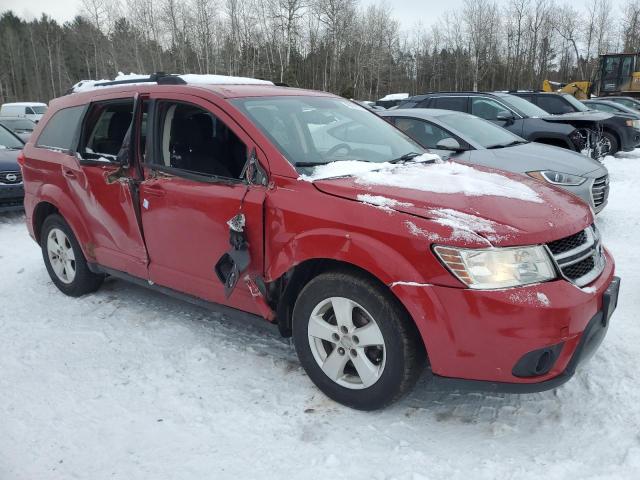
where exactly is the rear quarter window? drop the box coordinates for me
[36,105,86,152]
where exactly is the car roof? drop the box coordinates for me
[381,108,467,119]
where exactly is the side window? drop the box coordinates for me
[80,99,134,161]
[394,117,452,149]
[537,96,573,114]
[590,103,617,113]
[35,105,85,152]
[25,107,35,115]
[154,101,247,180]
[471,97,510,120]
[432,97,467,112]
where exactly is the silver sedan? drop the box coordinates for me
[381,108,610,213]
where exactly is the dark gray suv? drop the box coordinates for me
[398,92,589,155]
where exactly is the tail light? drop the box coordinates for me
[17,150,26,167]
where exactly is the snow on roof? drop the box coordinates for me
[70,72,273,93]
[301,157,543,203]
[2,102,47,106]
[378,93,409,101]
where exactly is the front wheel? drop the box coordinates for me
[292,271,425,410]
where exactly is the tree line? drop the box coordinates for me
[1,0,639,104]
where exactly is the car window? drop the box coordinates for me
[0,125,24,149]
[496,94,549,117]
[470,97,511,120]
[31,106,47,115]
[587,103,618,113]
[438,113,524,148]
[432,97,467,112]
[536,96,574,114]
[35,105,85,152]
[81,100,134,161]
[0,119,35,131]
[234,96,421,168]
[25,107,35,115]
[394,117,452,149]
[560,95,590,112]
[154,101,247,180]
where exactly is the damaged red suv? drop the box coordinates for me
[20,73,620,410]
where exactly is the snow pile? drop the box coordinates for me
[378,93,409,101]
[355,161,544,203]
[71,72,273,93]
[299,160,391,181]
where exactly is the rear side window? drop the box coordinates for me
[432,97,467,112]
[80,99,134,161]
[36,105,85,152]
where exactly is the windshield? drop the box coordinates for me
[0,125,24,149]
[232,96,423,168]
[438,113,525,148]
[562,95,590,112]
[31,106,47,115]
[498,94,549,117]
[0,119,35,131]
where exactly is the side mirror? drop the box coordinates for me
[436,137,465,151]
[496,111,515,124]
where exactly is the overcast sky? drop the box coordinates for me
[0,0,629,29]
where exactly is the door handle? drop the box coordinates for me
[62,168,76,179]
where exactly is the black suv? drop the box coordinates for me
[397,92,612,158]
[511,92,640,155]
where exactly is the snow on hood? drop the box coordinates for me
[308,159,592,247]
[301,158,542,203]
[379,93,409,101]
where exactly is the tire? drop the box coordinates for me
[292,270,425,410]
[595,131,619,158]
[40,214,104,297]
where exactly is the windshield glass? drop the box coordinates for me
[562,95,590,112]
[498,94,549,117]
[0,119,35,131]
[232,96,423,167]
[31,106,47,115]
[438,113,525,148]
[0,125,24,149]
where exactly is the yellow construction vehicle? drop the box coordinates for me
[542,80,592,99]
[542,52,640,99]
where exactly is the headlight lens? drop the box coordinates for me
[434,245,556,289]
[527,170,586,186]
[633,120,640,130]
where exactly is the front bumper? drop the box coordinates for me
[392,249,617,389]
[0,183,24,212]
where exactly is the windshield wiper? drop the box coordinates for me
[388,152,422,164]
[296,159,373,167]
[486,140,528,149]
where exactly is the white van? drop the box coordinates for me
[0,102,48,123]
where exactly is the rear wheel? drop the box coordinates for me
[41,214,104,296]
[292,271,425,410]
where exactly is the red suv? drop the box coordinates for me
[20,74,620,410]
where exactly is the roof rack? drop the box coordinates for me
[93,72,186,88]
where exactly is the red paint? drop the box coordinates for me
[21,82,615,386]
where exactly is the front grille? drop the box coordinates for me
[547,230,587,255]
[546,225,605,287]
[591,175,609,208]
[0,171,22,185]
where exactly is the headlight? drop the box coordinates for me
[527,170,586,186]
[433,245,556,289]
[632,120,640,130]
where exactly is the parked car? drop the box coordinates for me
[583,99,640,137]
[510,91,640,155]
[0,102,48,123]
[381,109,610,213]
[0,116,37,142]
[397,92,588,154]
[20,73,620,410]
[600,96,640,111]
[0,123,25,212]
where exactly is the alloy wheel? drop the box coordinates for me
[47,228,76,284]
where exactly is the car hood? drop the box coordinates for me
[309,161,592,247]
[0,148,20,171]
[541,111,612,122]
[475,142,606,177]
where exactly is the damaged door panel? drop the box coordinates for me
[138,92,269,317]
[64,95,149,278]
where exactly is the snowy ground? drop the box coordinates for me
[1,151,640,480]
